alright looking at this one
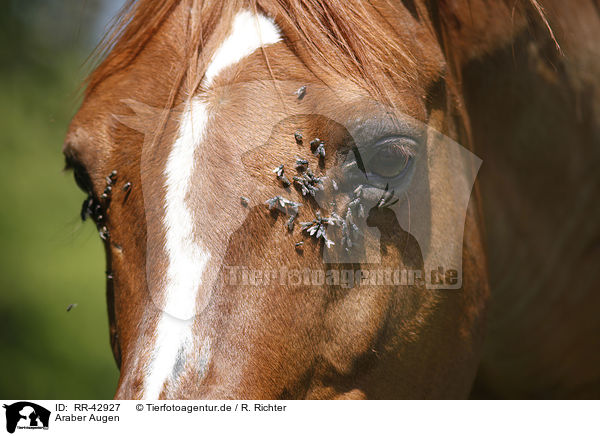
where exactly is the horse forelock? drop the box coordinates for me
[87,0,430,106]
[86,0,557,103]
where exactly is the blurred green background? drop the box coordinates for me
[0,0,126,399]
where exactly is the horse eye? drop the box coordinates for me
[367,137,415,179]
[65,157,93,194]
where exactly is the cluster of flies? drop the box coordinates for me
[79,169,132,286]
[71,170,129,311]
[241,85,398,252]
[81,170,131,239]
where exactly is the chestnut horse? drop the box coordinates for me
[63,0,600,399]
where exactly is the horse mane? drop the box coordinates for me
[85,0,556,104]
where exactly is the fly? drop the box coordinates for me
[99,226,110,241]
[354,185,363,199]
[80,195,94,221]
[314,143,325,159]
[310,138,325,160]
[295,157,309,170]
[349,198,361,209]
[377,184,399,209]
[122,182,132,201]
[295,85,307,100]
[340,206,361,251]
[287,214,297,231]
[273,164,291,187]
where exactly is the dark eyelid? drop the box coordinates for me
[64,155,94,194]
[347,114,425,149]
[373,135,418,155]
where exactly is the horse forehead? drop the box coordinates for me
[137,9,285,399]
[155,9,284,315]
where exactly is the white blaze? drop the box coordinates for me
[142,9,282,399]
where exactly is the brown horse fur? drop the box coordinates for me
[63,0,600,398]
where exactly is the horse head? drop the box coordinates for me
[63,0,552,399]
